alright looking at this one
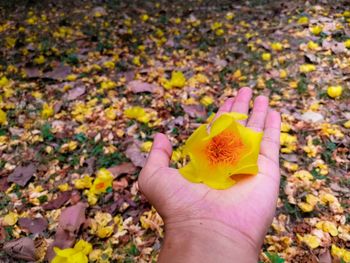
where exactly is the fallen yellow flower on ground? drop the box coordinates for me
[52,239,92,263]
[90,168,114,195]
[2,211,18,226]
[41,103,54,119]
[327,85,342,98]
[297,16,309,25]
[297,234,320,249]
[179,112,262,189]
[271,42,283,51]
[309,25,323,35]
[140,141,153,152]
[0,109,7,125]
[124,106,151,123]
[299,64,316,73]
[163,71,186,89]
[316,221,338,236]
[200,95,214,106]
[262,52,271,61]
[332,245,350,262]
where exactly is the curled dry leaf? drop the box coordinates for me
[108,162,137,178]
[128,80,163,94]
[42,191,71,210]
[46,202,87,261]
[18,217,48,234]
[43,65,71,80]
[125,144,147,167]
[182,104,207,119]
[3,237,37,261]
[65,85,86,101]
[7,163,36,186]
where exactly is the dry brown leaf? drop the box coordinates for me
[108,162,137,178]
[8,163,36,186]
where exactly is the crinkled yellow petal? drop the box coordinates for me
[179,162,201,183]
[53,247,76,257]
[179,112,262,189]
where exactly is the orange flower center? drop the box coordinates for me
[205,130,245,165]
[95,182,106,190]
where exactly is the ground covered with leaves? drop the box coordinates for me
[0,0,349,262]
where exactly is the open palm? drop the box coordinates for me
[139,87,281,260]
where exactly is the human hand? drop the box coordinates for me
[138,87,281,263]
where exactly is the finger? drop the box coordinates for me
[217,97,235,115]
[260,110,281,166]
[246,95,269,131]
[141,133,172,177]
[230,87,253,125]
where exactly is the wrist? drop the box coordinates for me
[158,219,259,263]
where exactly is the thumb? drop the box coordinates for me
[141,133,172,180]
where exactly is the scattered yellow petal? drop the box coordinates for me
[327,85,342,98]
[140,141,153,152]
[3,212,18,226]
[200,96,214,106]
[297,16,309,25]
[299,64,316,73]
[262,52,271,61]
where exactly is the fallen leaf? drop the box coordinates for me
[24,67,42,78]
[3,237,37,261]
[42,191,71,210]
[43,65,71,80]
[18,217,48,234]
[65,85,86,101]
[8,163,36,186]
[182,105,207,119]
[108,162,137,178]
[125,144,147,167]
[128,80,162,93]
[46,202,86,261]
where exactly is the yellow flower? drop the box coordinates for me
[200,96,214,106]
[297,234,320,249]
[0,76,9,87]
[34,55,45,65]
[100,80,117,90]
[171,148,183,162]
[344,120,350,128]
[103,61,115,69]
[124,106,151,123]
[327,85,342,98]
[299,64,316,73]
[271,42,283,51]
[343,10,350,17]
[179,113,262,189]
[215,28,224,36]
[132,56,141,66]
[345,39,350,49]
[104,107,117,120]
[289,81,298,88]
[211,22,222,31]
[140,14,149,22]
[41,103,54,119]
[280,132,297,153]
[58,183,70,192]
[96,226,114,238]
[262,52,271,61]
[293,170,313,181]
[52,239,92,263]
[3,212,18,226]
[280,69,287,79]
[307,41,319,50]
[74,175,93,189]
[140,141,153,152]
[316,221,338,236]
[303,138,318,157]
[297,16,309,25]
[226,12,235,20]
[0,109,7,125]
[163,71,186,89]
[332,245,350,262]
[66,74,77,81]
[90,168,114,194]
[298,202,314,212]
[309,25,323,35]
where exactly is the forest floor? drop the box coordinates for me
[0,0,349,262]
